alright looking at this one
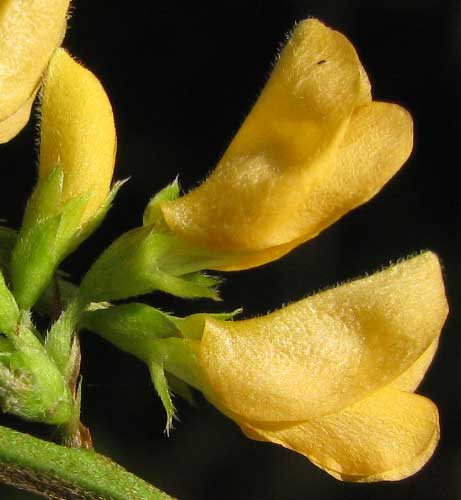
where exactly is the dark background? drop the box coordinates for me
[0,1,459,499]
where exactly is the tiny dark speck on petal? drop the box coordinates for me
[317,59,326,65]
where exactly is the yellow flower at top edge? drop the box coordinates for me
[0,0,71,143]
[159,19,413,271]
[197,252,448,481]
[39,48,117,223]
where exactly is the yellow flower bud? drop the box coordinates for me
[39,48,117,223]
[10,49,117,310]
[197,252,448,481]
[0,0,71,142]
[160,19,413,270]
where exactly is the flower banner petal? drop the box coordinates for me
[161,19,367,251]
[200,252,447,422]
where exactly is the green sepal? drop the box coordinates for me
[0,314,73,425]
[0,271,19,334]
[82,303,181,348]
[21,167,65,229]
[147,338,204,392]
[20,167,91,255]
[45,295,87,377]
[149,361,175,433]
[12,215,62,310]
[82,302,240,343]
[11,168,124,310]
[143,178,180,228]
[80,226,222,302]
[82,302,240,393]
[66,178,127,256]
[172,308,242,340]
[145,338,203,425]
[11,167,90,309]
[81,303,208,416]
[166,372,196,406]
[151,270,221,301]
[81,304,182,427]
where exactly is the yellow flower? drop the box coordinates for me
[196,252,448,481]
[0,0,71,143]
[39,48,117,223]
[159,19,413,271]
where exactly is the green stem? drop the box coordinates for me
[0,425,175,500]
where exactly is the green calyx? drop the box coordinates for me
[0,178,242,434]
[80,226,223,302]
[143,177,180,229]
[11,167,123,310]
[82,303,240,430]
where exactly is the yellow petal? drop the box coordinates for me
[309,101,413,236]
[200,252,447,422]
[391,338,439,392]
[0,88,38,144]
[0,0,70,122]
[39,49,117,223]
[212,100,413,271]
[242,387,439,482]
[162,19,367,250]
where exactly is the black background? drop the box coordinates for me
[0,1,459,499]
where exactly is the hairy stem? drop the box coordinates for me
[0,425,175,500]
